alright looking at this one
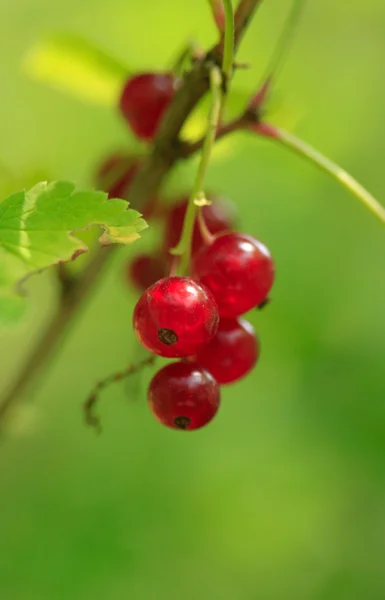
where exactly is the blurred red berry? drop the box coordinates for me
[119,73,176,141]
[195,318,259,384]
[148,361,220,430]
[128,254,167,291]
[193,232,275,317]
[96,152,139,199]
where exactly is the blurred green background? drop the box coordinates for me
[1,0,385,598]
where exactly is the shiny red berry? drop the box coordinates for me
[195,318,259,384]
[163,195,236,255]
[119,73,176,141]
[128,254,167,291]
[96,152,139,199]
[133,276,219,358]
[148,362,220,430]
[193,232,274,317]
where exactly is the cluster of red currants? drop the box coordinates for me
[133,227,274,432]
[96,71,275,432]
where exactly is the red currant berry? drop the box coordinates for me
[195,318,259,384]
[119,73,176,141]
[96,152,139,199]
[193,232,274,317]
[163,195,236,255]
[128,254,167,291]
[148,362,220,430]
[133,276,219,358]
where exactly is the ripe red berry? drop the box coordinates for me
[96,152,139,199]
[119,73,176,141]
[193,232,274,317]
[133,276,219,358]
[195,318,259,384]
[128,254,167,291]
[148,362,220,430]
[163,196,236,255]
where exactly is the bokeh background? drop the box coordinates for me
[1,0,385,598]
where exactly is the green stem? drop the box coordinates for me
[267,124,385,224]
[222,0,235,82]
[251,0,304,107]
[172,66,223,273]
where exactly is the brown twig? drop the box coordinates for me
[0,247,114,423]
[181,113,249,157]
[84,355,156,434]
[0,0,260,425]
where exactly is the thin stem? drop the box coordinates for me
[181,113,247,157]
[84,355,155,434]
[207,0,226,31]
[170,40,201,77]
[222,0,235,83]
[259,123,385,224]
[234,0,263,46]
[197,209,215,245]
[0,247,115,423]
[250,0,305,108]
[172,66,223,274]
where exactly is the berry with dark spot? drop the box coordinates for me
[148,361,220,430]
[133,276,219,358]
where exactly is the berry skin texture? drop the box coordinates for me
[119,73,176,141]
[96,152,139,200]
[193,232,275,318]
[148,362,220,430]
[128,254,167,291]
[163,196,236,255]
[195,318,259,384]
[133,276,219,358]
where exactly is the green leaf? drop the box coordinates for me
[0,181,147,323]
[23,33,130,106]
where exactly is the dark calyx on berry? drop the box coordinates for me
[158,328,178,345]
[258,297,271,310]
[133,276,219,358]
[148,361,220,431]
[174,416,191,430]
[119,72,176,141]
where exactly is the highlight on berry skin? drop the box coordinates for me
[193,232,275,318]
[147,361,221,431]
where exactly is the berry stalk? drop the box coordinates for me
[249,0,305,109]
[172,65,223,273]
[256,123,385,224]
[222,0,235,83]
